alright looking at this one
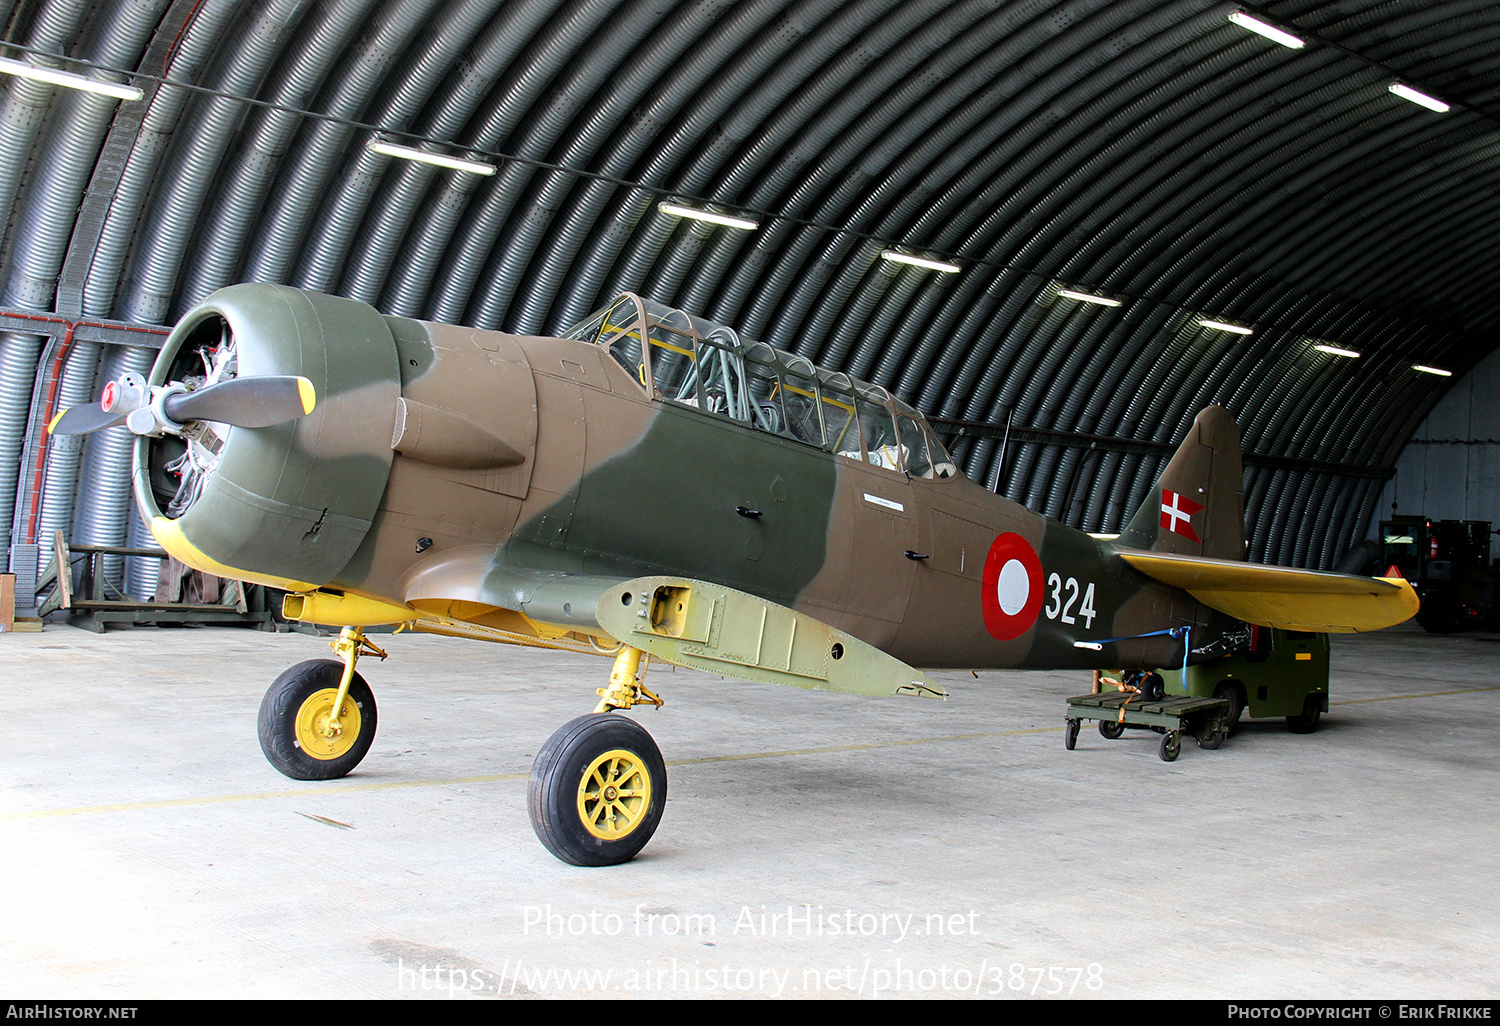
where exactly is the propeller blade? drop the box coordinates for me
[48,404,127,436]
[161,375,316,429]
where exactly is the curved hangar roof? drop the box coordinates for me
[1,0,1496,572]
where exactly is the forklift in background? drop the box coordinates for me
[1379,516,1497,633]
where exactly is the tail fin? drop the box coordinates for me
[1116,406,1245,561]
[1112,406,1419,632]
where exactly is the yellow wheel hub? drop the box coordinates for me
[293,688,361,761]
[577,749,653,840]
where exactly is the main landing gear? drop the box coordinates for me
[256,628,669,866]
[528,645,667,867]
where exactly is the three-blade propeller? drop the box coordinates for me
[49,374,316,437]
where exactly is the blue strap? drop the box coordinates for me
[1084,625,1192,676]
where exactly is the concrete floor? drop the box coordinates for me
[1,620,1496,1000]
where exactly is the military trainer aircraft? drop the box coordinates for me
[52,284,1417,866]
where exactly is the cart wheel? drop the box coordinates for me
[1099,718,1124,740]
[1195,721,1226,750]
[1158,731,1181,762]
[1064,719,1079,751]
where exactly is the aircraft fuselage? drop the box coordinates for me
[330,311,1199,673]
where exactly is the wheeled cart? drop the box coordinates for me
[1063,689,1231,762]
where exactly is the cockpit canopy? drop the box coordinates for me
[563,294,958,480]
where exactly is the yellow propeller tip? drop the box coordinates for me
[46,408,67,434]
[296,377,316,415]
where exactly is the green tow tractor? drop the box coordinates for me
[1064,628,1330,761]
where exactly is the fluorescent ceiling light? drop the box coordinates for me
[656,202,759,230]
[1198,319,1254,335]
[880,250,962,273]
[1388,83,1450,113]
[369,141,497,175]
[0,56,142,100]
[1313,343,1361,358]
[1413,364,1452,377]
[1057,288,1122,307]
[1228,12,1305,49]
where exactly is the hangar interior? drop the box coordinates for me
[1,0,1498,1000]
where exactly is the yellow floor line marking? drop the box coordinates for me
[1,728,1057,822]
[667,726,1057,766]
[1331,685,1500,705]
[5,684,1494,822]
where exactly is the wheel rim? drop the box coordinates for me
[577,748,653,840]
[293,688,361,760]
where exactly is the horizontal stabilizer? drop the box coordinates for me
[594,576,945,699]
[1117,549,1419,633]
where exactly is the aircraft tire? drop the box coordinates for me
[257,659,377,780]
[1140,673,1165,701]
[1286,695,1322,734]
[529,713,666,867]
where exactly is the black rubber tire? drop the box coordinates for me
[1099,718,1125,740]
[1286,694,1323,734]
[1213,681,1246,737]
[529,714,667,867]
[1140,673,1165,701]
[1064,719,1079,750]
[1159,731,1181,762]
[258,658,377,780]
[1195,721,1226,750]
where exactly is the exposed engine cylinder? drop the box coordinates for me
[133,284,400,589]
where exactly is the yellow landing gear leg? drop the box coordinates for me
[594,645,663,713]
[530,644,667,866]
[326,626,387,739]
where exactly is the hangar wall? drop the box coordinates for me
[1372,347,1500,537]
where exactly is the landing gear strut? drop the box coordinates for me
[528,644,667,866]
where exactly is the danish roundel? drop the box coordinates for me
[981,533,1044,641]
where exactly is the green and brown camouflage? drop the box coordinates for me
[126,284,1415,686]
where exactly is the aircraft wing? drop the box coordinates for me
[594,575,945,699]
[402,548,632,636]
[402,553,942,698]
[1116,548,1419,632]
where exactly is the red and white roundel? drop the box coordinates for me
[981,532,1044,641]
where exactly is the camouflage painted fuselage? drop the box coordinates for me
[330,303,1202,672]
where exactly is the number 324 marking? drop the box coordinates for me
[1045,574,1096,629]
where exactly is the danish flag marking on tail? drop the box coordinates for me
[1160,489,1203,543]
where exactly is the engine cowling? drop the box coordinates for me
[133,284,401,590]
